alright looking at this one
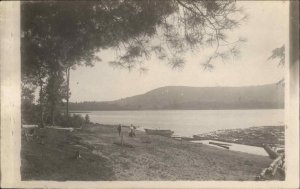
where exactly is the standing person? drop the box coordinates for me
[129,124,136,137]
[117,124,122,136]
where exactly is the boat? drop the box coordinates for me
[144,129,174,137]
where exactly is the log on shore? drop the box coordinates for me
[257,155,284,180]
[262,144,279,159]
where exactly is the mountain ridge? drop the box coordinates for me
[69,83,284,111]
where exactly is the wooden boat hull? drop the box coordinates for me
[145,129,174,137]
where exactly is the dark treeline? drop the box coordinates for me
[70,102,125,111]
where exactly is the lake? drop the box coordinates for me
[75,109,284,137]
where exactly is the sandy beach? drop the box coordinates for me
[21,124,274,181]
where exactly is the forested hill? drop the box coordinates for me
[69,83,284,111]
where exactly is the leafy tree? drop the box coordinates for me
[109,0,247,70]
[21,0,246,126]
[267,45,285,87]
[267,45,285,66]
[21,35,48,126]
[21,78,37,124]
[44,70,67,126]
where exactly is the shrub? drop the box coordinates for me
[21,103,39,125]
[69,114,84,128]
[56,113,85,128]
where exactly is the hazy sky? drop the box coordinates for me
[70,1,288,102]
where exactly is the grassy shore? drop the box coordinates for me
[21,124,272,181]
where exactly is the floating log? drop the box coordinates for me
[209,141,231,146]
[209,142,230,149]
[172,136,194,141]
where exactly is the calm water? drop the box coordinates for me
[76,109,284,137]
[191,140,269,156]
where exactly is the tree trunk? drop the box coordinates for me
[39,83,44,127]
[66,67,70,118]
[38,72,44,128]
[51,103,55,126]
[50,70,56,126]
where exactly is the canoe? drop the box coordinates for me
[144,129,174,137]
